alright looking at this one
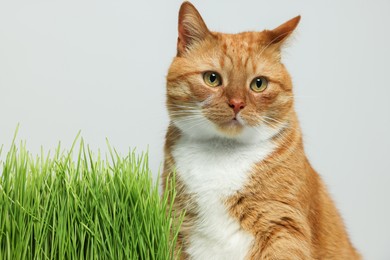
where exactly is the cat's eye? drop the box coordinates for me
[250,77,268,93]
[203,71,222,87]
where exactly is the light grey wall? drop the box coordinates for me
[1,0,389,258]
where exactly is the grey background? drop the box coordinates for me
[1,0,389,259]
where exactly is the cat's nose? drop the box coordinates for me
[228,98,246,115]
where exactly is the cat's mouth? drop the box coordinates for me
[231,117,241,124]
[224,115,244,126]
[214,116,245,137]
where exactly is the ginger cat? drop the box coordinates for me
[163,2,360,259]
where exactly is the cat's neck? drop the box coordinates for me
[174,119,293,148]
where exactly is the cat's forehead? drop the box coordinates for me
[206,31,277,73]
[217,31,270,52]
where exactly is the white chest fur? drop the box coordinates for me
[172,136,275,260]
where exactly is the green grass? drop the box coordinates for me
[0,132,181,259]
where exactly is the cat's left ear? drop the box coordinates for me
[267,15,301,46]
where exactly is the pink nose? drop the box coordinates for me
[228,98,245,115]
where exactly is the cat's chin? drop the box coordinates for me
[216,120,244,137]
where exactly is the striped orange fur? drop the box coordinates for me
[163,2,360,259]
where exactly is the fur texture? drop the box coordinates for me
[163,2,360,259]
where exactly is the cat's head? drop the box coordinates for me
[166,2,300,143]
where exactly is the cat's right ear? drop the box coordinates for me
[177,2,210,56]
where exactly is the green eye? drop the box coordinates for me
[250,77,268,92]
[203,71,222,87]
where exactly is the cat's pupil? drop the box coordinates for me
[210,74,217,82]
[256,78,263,87]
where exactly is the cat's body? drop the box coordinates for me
[163,2,360,259]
